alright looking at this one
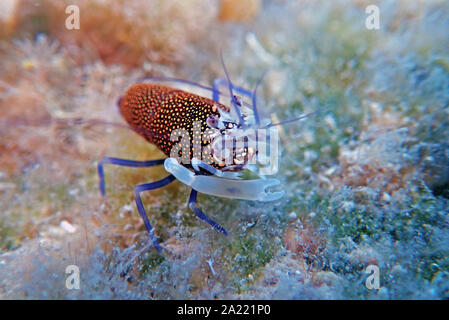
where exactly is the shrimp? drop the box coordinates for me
[98,57,316,252]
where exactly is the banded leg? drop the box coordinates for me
[139,76,253,104]
[97,157,165,196]
[139,76,217,94]
[212,77,253,104]
[134,175,177,252]
[188,189,228,236]
[214,73,267,126]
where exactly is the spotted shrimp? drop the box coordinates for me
[98,59,315,252]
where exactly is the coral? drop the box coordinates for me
[218,0,261,23]
[9,0,220,68]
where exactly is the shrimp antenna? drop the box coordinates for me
[220,51,244,127]
[139,76,218,93]
[252,71,267,126]
[2,116,168,140]
[262,107,329,128]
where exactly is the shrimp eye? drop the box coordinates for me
[234,95,242,106]
[207,115,219,128]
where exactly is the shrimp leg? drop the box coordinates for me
[97,157,165,196]
[134,175,176,251]
[188,189,228,235]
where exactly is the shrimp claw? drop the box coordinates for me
[165,158,284,202]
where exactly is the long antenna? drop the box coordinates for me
[251,71,267,126]
[220,51,244,127]
[139,76,218,94]
[262,108,328,128]
[0,116,167,140]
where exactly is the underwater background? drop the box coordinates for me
[0,0,448,299]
